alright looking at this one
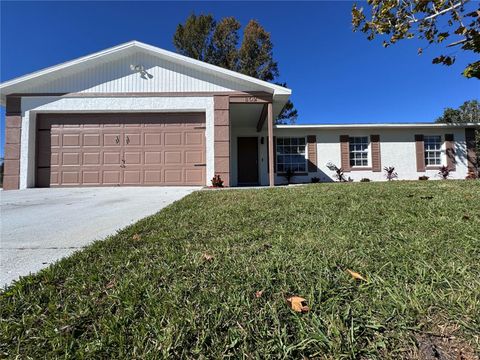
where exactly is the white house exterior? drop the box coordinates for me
[1,41,478,190]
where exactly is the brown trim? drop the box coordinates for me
[465,128,477,177]
[3,96,22,190]
[6,95,21,115]
[267,102,274,186]
[445,133,456,171]
[214,95,230,186]
[307,135,317,172]
[425,166,443,170]
[370,134,381,172]
[340,135,351,172]
[415,134,425,172]
[256,104,268,132]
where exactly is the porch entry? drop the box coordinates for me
[237,137,259,185]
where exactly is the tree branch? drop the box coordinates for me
[408,1,467,24]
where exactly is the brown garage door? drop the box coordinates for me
[36,113,206,187]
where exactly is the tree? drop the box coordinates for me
[436,99,480,172]
[173,14,298,123]
[352,1,480,79]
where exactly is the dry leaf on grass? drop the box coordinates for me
[202,253,214,261]
[105,280,116,290]
[346,269,367,282]
[132,234,142,241]
[286,296,310,313]
[255,290,264,298]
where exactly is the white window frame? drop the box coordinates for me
[349,136,370,168]
[424,135,443,167]
[276,136,308,173]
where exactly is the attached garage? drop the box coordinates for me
[36,113,206,187]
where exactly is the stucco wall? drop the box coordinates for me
[271,127,469,183]
[20,96,215,189]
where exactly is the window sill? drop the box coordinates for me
[348,167,372,172]
[277,172,308,176]
[425,166,443,170]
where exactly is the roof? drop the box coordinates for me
[276,122,480,129]
[0,40,291,105]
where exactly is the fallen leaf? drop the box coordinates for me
[203,253,214,261]
[346,269,367,282]
[462,215,470,220]
[105,280,116,290]
[286,296,310,313]
[132,234,141,241]
[255,290,264,298]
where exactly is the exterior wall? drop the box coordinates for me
[268,127,471,183]
[23,52,265,94]
[3,96,22,189]
[19,96,215,189]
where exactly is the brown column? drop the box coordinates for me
[445,134,456,171]
[465,128,477,177]
[267,102,274,186]
[307,135,317,172]
[370,135,381,172]
[339,135,351,172]
[3,96,22,190]
[214,95,230,186]
[415,134,425,172]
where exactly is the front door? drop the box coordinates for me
[237,137,258,185]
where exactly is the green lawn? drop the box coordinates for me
[1,181,479,359]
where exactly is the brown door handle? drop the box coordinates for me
[126,136,130,145]
[120,159,126,168]
[194,163,206,167]
[115,135,120,144]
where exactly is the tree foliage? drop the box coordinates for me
[352,1,480,79]
[173,14,297,123]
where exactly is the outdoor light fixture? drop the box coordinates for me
[130,64,153,79]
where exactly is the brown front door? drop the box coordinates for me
[237,137,258,185]
[35,113,206,187]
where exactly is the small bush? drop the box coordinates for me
[311,177,320,183]
[419,175,429,181]
[438,166,451,180]
[360,178,371,182]
[466,173,478,180]
[326,162,347,182]
[384,166,398,181]
[282,168,295,184]
[211,174,224,187]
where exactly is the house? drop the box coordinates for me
[1,41,478,190]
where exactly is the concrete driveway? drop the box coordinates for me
[1,187,199,286]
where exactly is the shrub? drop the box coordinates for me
[311,177,320,183]
[384,166,398,181]
[211,174,224,187]
[326,162,347,182]
[419,175,429,181]
[438,166,451,180]
[360,178,371,182]
[282,168,295,184]
[466,173,478,180]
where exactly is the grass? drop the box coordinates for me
[1,181,479,359]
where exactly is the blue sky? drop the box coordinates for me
[1,1,478,157]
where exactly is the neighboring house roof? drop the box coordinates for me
[0,40,291,105]
[276,122,480,129]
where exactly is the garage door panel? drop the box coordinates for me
[62,152,81,166]
[83,152,101,165]
[123,170,142,185]
[104,152,121,165]
[83,171,101,185]
[103,170,121,185]
[36,113,205,187]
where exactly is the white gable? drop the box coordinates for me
[22,51,267,94]
[0,41,291,104]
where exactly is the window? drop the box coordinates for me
[276,137,307,173]
[424,135,442,166]
[349,136,369,167]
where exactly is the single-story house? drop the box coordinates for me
[1,41,478,190]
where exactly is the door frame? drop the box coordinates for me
[237,136,259,186]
